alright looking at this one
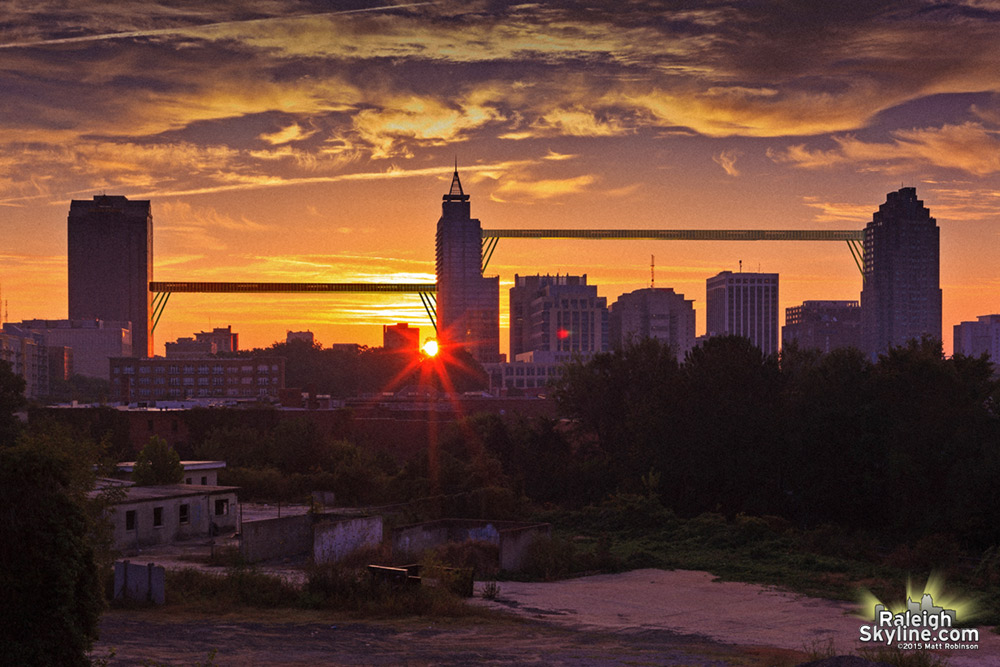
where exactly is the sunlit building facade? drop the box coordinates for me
[509,274,608,361]
[435,169,501,362]
[861,187,941,358]
[68,195,153,357]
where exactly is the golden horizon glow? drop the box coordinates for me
[2,2,1000,356]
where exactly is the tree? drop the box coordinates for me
[0,359,26,446]
[0,445,103,666]
[132,435,184,485]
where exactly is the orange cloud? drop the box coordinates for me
[490,175,598,203]
[772,123,1000,176]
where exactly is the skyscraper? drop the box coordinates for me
[609,287,695,362]
[705,271,779,355]
[861,187,941,358]
[68,195,153,357]
[434,168,501,362]
[509,274,608,360]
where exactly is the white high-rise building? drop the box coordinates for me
[706,271,779,355]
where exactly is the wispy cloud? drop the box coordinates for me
[712,149,741,177]
[771,123,1000,176]
[490,175,598,203]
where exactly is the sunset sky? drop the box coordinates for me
[3,0,1000,356]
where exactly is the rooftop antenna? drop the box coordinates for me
[739,259,742,273]
[650,255,655,289]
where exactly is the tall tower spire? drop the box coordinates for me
[444,161,468,202]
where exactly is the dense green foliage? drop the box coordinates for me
[133,435,184,485]
[553,336,1000,548]
[45,373,111,404]
[0,445,103,666]
[0,359,26,445]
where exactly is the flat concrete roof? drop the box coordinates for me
[93,483,239,502]
[116,460,226,472]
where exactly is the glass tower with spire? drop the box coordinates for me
[434,167,501,362]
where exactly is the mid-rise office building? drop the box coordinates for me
[0,328,46,398]
[706,271,779,355]
[509,274,608,361]
[109,356,285,403]
[6,319,131,380]
[782,300,862,353]
[435,168,501,362]
[609,287,695,361]
[953,315,1000,361]
[861,187,941,358]
[68,195,153,357]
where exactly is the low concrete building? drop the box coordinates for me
[393,519,551,572]
[115,460,226,487]
[101,484,239,552]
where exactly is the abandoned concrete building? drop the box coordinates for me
[101,484,239,552]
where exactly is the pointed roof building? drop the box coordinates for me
[434,166,501,363]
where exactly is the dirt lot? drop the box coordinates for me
[92,608,805,666]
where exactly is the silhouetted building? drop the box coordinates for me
[509,274,608,361]
[609,287,695,361]
[195,326,238,353]
[783,300,861,353]
[435,168,501,362]
[706,271,779,355]
[68,195,153,357]
[165,326,239,359]
[383,323,420,352]
[861,187,941,358]
[953,314,1000,361]
[286,330,314,345]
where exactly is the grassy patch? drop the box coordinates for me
[529,495,997,628]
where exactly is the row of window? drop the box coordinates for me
[502,365,563,377]
[117,364,280,375]
[127,376,277,386]
[123,498,229,531]
[125,387,276,398]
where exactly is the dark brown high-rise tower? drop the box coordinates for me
[861,187,941,358]
[68,195,153,357]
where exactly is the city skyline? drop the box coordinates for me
[3,2,1000,355]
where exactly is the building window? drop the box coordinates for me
[125,510,136,531]
[179,504,189,524]
[153,507,163,527]
[169,365,179,374]
[201,476,207,485]
[214,499,229,516]
[197,365,209,374]
[185,477,192,484]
